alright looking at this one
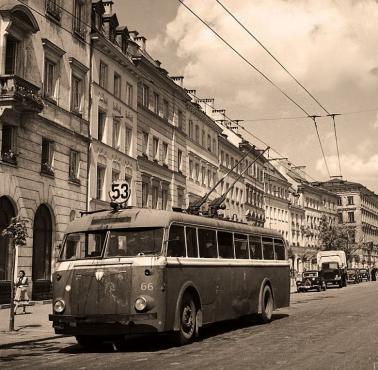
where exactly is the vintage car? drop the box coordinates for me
[358,268,370,282]
[296,270,326,292]
[346,268,360,284]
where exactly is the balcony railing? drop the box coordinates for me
[0,75,43,113]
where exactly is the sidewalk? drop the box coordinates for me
[0,302,62,348]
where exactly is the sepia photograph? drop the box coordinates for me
[0,0,377,369]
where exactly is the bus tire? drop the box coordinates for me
[75,335,103,349]
[259,285,274,323]
[175,292,197,346]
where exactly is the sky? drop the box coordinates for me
[114,0,378,193]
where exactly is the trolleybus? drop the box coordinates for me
[49,206,290,347]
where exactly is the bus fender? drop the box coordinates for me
[173,281,203,332]
[257,278,275,314]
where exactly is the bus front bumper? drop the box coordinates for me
[49,313,159,335]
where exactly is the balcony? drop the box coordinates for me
[0,75,43,113]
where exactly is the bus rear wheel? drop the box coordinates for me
[175,292,197,345]
[259,285,274,323]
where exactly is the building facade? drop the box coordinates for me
[315,179,378,267]
[0,0,91,302]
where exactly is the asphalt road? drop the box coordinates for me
[1,282,378,370]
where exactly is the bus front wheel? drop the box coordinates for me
[75,335,104,349]
[259,285,274,323]
[175,292,197,345]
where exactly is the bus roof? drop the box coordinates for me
[65,208,283,238]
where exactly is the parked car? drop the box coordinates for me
[296,270,326,292]
[346,268,360,284]
[358,268,370,282]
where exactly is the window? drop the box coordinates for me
[5,36,17,75]
[207,134,211,151]
[142,182,149,207]
[218,231,234,258]
[152,185,158,209]
[234,234,249,259]
[186,227,198,258]
[188,120,193,138]
[201,166,205,184]
[347,196,354,205]
[212,138,216,154]
[152,137,159,161]
[189,160,193,179]
[337,197,342,206]
[274,239,285,260]
[41,138,54,176]
[112,119,120,148]
[96,165,105,199]
[195,126,199,142]
[125,127,132,155]
[195,163,199,181]
[207,169,211,187]
[198,229,217,258]
[338,212,343,223]
[178,110,184,130]
[71,75,83,114]
[177,149,182,172]
[201,129,205,147]
[167,225,186,257]
[69,149,80,182]
[142,84,149,108]
[126,83,133,106]
[348,211,355,223]
[162,188,168,210]
[46,0,62,21]
[262,237,274,260]
[73,0,85,38]
[98,110,106,141]
[163,99,169,119]
[112,169,120,182]
[114,72,121,99]
[99,61,108,89]
[142,132,149,156]
[44,59,57,100]
[162,143,168,165]
[153,92,159,114]
[249,235,262,259]
[1,125,17,165]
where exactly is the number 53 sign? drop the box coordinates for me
[109,181,131,204]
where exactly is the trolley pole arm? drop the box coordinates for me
[187,142,258,214]
[209,146,269,216]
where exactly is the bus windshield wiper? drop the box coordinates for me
[137,251,158,256]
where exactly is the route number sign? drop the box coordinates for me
[109,180,131,204]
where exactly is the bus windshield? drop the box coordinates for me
[104,228,164,257]
[60,231,107,260]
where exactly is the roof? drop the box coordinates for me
[66,207,283,237]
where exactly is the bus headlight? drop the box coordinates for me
[53,298,66,313]
[135,296,147,312]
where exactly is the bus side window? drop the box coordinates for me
[217,231,234,259]
[167,225,186,257]
[186,227,198,258]
[234,233,248,259]
[274,239,286,260]
[262,237,274,260]
[198,228,217,258]
[249,235,262,259]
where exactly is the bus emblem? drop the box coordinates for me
[95,270,104,281]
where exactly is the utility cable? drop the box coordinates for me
[310,116,331,178]
[328,114,342,177]
[177,0,311,116]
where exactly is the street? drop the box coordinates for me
[1,282,378,370]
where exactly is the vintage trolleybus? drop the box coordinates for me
[49,206,290,347]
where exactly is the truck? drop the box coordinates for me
[317,250,347,288]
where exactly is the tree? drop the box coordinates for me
[1,216,29,331]
[318,215,359,265]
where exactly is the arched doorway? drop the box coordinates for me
[0,196,17,303]
[32,204,53,300]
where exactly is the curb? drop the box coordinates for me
[0,334,66,350]
[0,300,52,310]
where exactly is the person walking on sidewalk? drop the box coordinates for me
[14,270,30,314]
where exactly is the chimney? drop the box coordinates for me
[198,98,214,115]
[211,108,225,121]
[103,1,114,15]
[129,30,139,41]
[155,60,162,67]
[135,36,147,51]
[171,76,184,88]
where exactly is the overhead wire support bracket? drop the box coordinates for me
[327,113,343,178]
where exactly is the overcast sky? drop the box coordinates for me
[114,0,378,193]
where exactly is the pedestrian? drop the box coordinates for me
[371,267,377,281]
[14,270,30,314]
